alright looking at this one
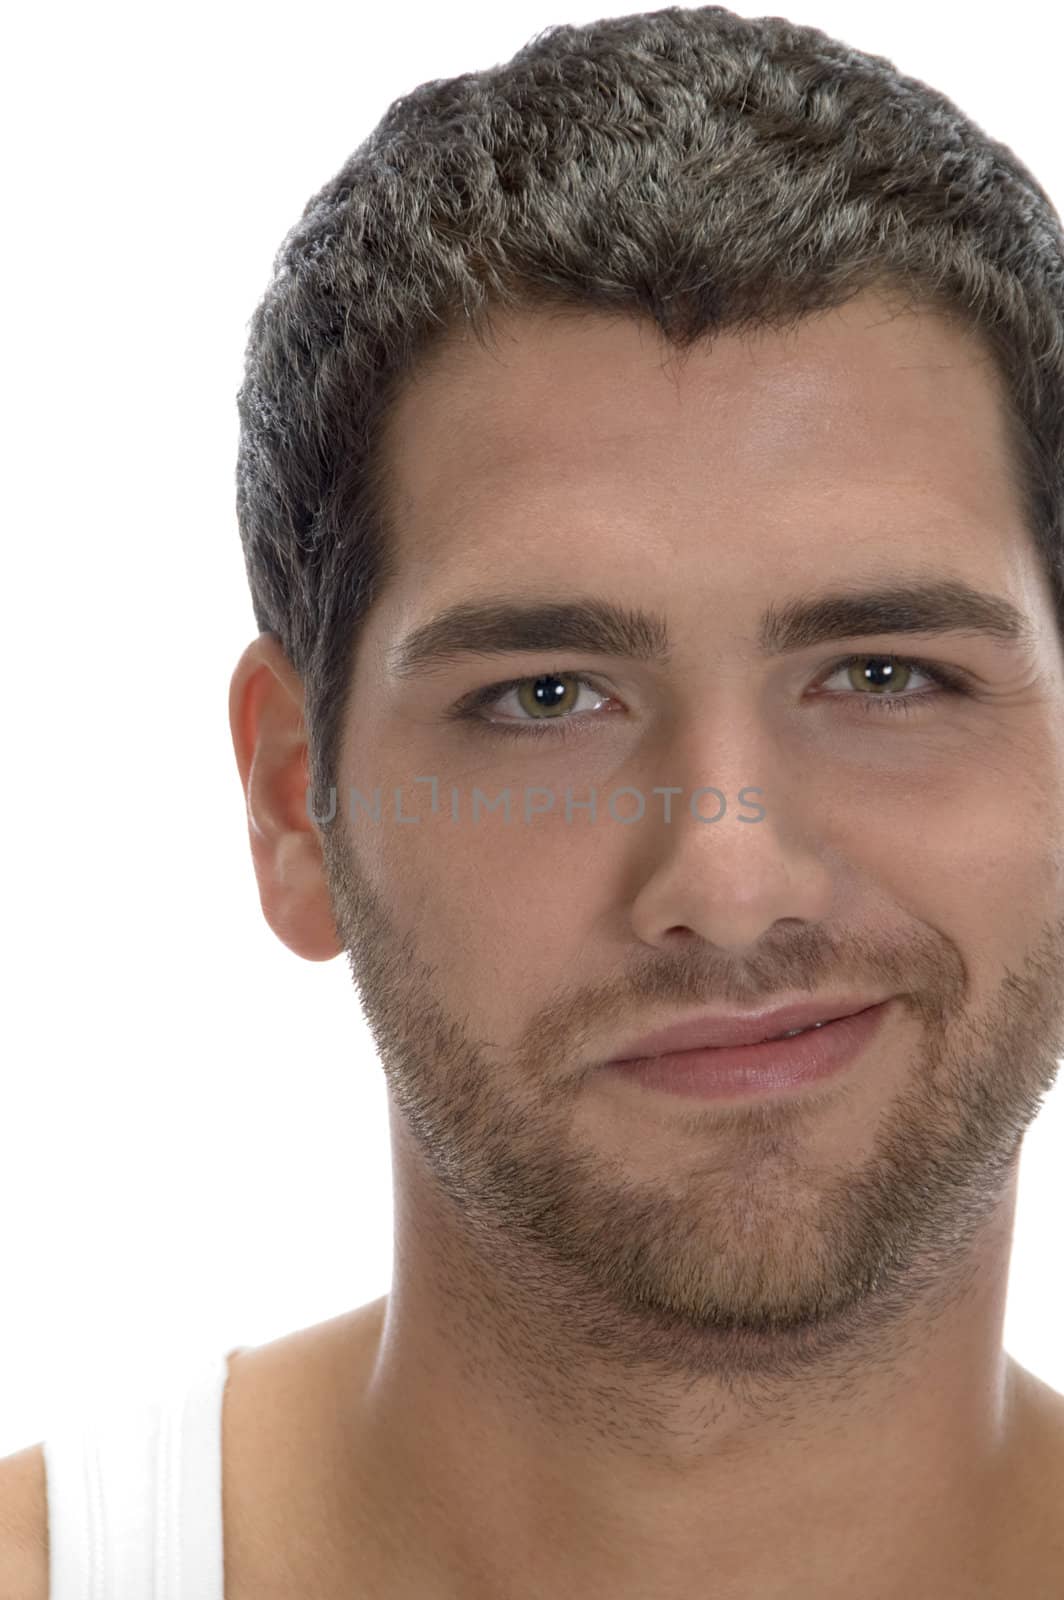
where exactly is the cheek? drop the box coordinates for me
[367,798,610,1021]
[840,751,1064,964]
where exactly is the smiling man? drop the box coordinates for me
[221,10,1064,1598]
[10,5,1064,1600]
[221,290,1064,1596]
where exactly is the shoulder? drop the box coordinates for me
[0,1441,48,1600]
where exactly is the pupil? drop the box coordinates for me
[862,659,896,691]
[530,675,571,715]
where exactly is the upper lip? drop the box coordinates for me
[606,997,891,1060]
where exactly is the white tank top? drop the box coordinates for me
[42,1345,248,1600]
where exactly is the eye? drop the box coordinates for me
[816,653,970,716]
[446,654,972,742]
[448,671,618,740]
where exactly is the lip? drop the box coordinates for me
[605,1000,893,1100]
[607,996,893,1061]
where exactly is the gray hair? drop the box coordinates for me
[234,4,1064,807]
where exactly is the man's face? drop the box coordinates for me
[319,289,1064,1378]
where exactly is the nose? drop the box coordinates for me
[626,731,836,954]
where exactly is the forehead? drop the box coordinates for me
[379,290,1024,577]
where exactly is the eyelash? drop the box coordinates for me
[448,655,971,741]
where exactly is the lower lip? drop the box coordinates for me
[605,1001,892,1099]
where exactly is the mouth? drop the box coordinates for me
[763,1019,833,1042]
[604,1000,894,1101]
[608,997,892,1062]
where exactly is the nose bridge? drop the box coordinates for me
[649,671,782,820]
[625,685,836,950]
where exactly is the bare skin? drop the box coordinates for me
[227,288,1064,1597]
[220,1301,1064,1598]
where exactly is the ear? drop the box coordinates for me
[228,632,342,962]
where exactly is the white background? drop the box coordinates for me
[2,0,1063,1456]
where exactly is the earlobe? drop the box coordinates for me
[228,633,343,963]
[256,831,343,962]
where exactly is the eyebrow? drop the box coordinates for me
[386,578,1039,680]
